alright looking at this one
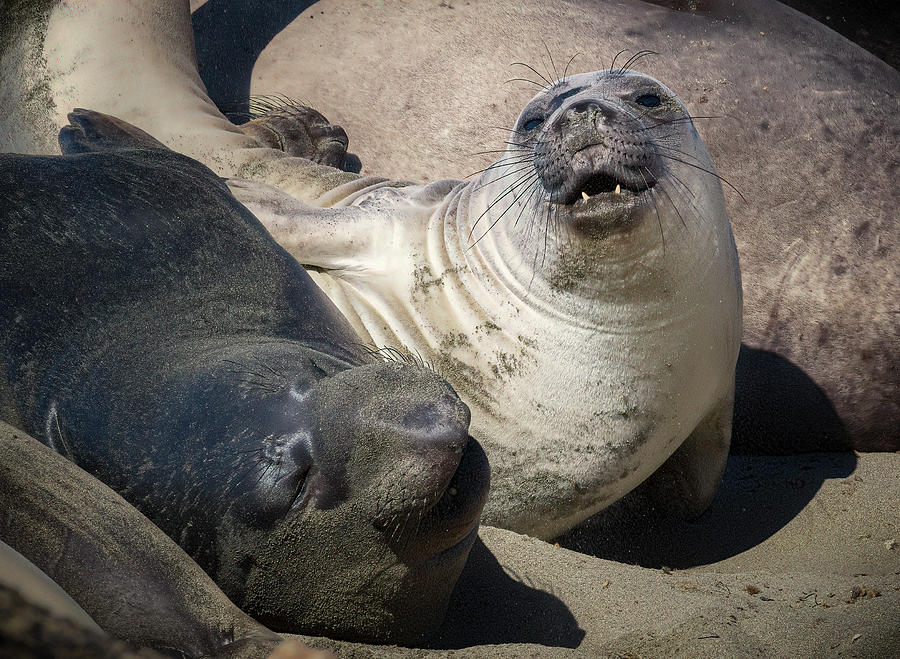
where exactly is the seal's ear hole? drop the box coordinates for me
[635,94,661,108]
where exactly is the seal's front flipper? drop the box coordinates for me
[227,177,387,272]
[59,109,168,155]
[639,395,734,520]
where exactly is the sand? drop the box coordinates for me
[289,451,899,657]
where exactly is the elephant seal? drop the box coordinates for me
[3,1,738,538]
[231,69,743,539]
[0,110,489,644]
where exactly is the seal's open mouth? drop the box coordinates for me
[548,164,658,231]
[558,170,654,207]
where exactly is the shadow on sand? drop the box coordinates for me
[429,537,585,649]
[192,0,318,118]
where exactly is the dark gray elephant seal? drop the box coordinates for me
[0,109,489,645]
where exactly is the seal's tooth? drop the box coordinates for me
[614,184,621,195]
[582,191,590,201]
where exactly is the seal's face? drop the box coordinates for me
[479,70,716,250]
[210,352,489,644]
[470,69,731,306]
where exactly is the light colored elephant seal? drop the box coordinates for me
[3,1,739,538]
[231,69,743,539]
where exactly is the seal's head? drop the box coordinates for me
[473,68,733,301]
[181,346,489,644]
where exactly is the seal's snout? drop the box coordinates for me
[310,361,488,558]
[534,94,658,209]
[401,398,470,455]
[560,98,614,127]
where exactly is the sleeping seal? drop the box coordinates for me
[0,109,489,644]
[231,69,743,538]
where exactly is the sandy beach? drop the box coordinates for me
[290,451,899,657]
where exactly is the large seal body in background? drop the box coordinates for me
[232,69,743,538]
[0,110,489,645]
[237,0,898,453]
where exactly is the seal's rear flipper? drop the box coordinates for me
[237,97,351,170]
[59,109,168,155]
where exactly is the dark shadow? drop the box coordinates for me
[776,0,899,70]
[732,345,851,454]
[559,451,856,568]
[191,0,319,119]
[428,536,585,649]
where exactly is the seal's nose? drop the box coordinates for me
[558,98,621,129]
[566,99,603,116]
[401,398,470,455]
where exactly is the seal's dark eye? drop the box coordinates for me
[523,117,543,131]
[636,94,661,108]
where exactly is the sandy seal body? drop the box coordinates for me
[232,70,743,538]
[0,110,489,644]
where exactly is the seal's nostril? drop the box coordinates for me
[567,99,601,116]
[401,401,469,451]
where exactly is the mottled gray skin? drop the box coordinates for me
[0,110,489,646]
